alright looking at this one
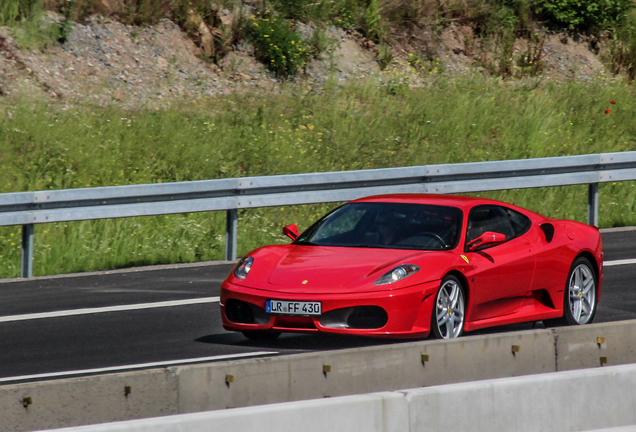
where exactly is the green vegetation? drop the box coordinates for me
[248,12,310,77]
[0,0,49,48]
[0,0,40,23]
[540,0,634,30]
[0,76,635,277]
[606,10,636,82]
[56,0,75,43]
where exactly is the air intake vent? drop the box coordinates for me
[225,299,269,324]
[540,223,555,243]
[347,306,389,329]
[320,306,389,329]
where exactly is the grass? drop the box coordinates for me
[0,74,635,278]
[0,0,52,48]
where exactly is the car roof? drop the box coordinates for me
[352,194,515,211]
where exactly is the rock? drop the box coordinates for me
[218,8,233,27]
[157,56,168,69]
[361,40,375,49]
[198,22,215,58]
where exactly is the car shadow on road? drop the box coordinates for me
[196,321,551,352]
[195,332,402,351]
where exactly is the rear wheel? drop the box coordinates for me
[545,257,597,327]
[241,330,281,341]
[431,275,466,339]
[564,257,597,325]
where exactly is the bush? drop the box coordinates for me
[606,10,636,81]
[248,12,310,78]
[363,0,385,42]
[485,5,518,76]
[0,0,62,48]
[115,0,174,26]
[267,0,362,27]
[0,0,41,24]
[55,0,75,43]
[540,0,635,30]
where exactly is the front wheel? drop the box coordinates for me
[430,275,466,339]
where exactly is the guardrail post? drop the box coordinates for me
[225,209,238,261]
[588,183,599,227]
[21,224,34,278]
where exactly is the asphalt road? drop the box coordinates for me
[0,228,635,383]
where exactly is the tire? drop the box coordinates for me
[545,257,598,327]
[241,330,281,341]
[430,275,466,339]
[563,257,598,325]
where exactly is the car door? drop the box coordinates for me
[465,205,537,322]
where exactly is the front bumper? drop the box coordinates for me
[220,280,440,338]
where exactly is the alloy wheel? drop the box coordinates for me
[568,262,596,325]
[434,277,465,339]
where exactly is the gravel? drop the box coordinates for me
[0,14,611,110]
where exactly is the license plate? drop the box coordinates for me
[266,299,321,316]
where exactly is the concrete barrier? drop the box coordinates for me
[405,363,636,432]
[48,392,408,432]
[0,370,178,432]
[43,363,636,432]
[555,320,636,371]
[175,329,556,413]
[5,319,636,431]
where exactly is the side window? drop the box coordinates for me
[466,205,515,245]
[505,208,531,237]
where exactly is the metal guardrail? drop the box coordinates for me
[8,151,636,278]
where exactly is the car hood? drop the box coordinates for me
[241,244,449,294]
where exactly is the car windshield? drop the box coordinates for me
[295,202,462,250]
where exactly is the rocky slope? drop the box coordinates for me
[0,12,610,109]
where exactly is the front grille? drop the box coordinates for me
[347,306,388,329]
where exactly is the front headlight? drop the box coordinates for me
[373,264,420,285]
[234,257,254,279]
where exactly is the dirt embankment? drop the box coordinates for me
[0,10,610,109]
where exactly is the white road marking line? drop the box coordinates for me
[0,352,278,383]
[0,297,220,323]
[605,259,636,267]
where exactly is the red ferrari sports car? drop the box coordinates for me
[220,194,603,340]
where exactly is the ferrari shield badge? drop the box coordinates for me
[461,255,470,264]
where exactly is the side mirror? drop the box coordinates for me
[282,224,299,241]
[467,231,506,251]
